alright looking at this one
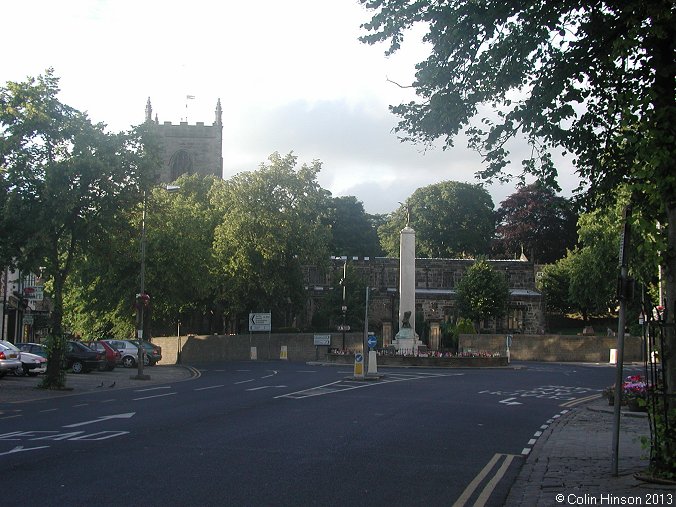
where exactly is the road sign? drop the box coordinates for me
[249,313,271,332]
[353,353,364,377]
[314,334,331,346]
[337,324,351,332]
[23,286,44,301]
[367,335,377,349]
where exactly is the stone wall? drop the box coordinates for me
[153,332,643,364]
[458,333,644,362]
[153,332,367,364]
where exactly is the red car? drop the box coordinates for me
[84,340,121,371]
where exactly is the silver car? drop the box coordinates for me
[102,339,149,368]
[0,340,22,377]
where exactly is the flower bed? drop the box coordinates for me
[603,374,648,411]
[326,352,508,368]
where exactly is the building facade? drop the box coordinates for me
[144,98,223,182]
[303,256,545,349]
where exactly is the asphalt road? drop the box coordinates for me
[0,361,622,506]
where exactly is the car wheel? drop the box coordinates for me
[143,355,150,366]
[14,364,27,376]
[122,356,136,368]
[71,361,85,374]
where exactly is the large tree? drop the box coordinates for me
[493,183,577,263]
[63,174,221,338]
[211,153,331,332]
[379,181,494,257]
[360,0,675,471]
[0,71,156,388]
[326,195,383,257]
[456,258,509,331]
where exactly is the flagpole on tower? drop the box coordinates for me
[185,94,195,122]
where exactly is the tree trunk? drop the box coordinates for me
[41,272,66,389]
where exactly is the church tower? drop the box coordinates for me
[144,98,223,183]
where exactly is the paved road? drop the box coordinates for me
[0,361,621,506]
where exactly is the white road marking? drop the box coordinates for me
[194,385,225,391]
[132,392,177,401]
[63,412,136,428]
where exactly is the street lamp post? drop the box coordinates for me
[132,185,180,381]
[133,191,150,380]
[341,258,347,350]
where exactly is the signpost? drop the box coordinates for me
[313,334,331,346]
[367,334,378,374]
[249,313,271,332]
[353,353,364,378]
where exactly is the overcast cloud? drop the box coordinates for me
[1,0,582,215]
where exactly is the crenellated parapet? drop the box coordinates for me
[144,98,223,182]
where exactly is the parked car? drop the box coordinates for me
[18,342,48,358]
[84,340,120,371]
[131,340,162,366]
[14,351,47,376]
[102,339,147,368]
[0,340,22,377]
[65,341,105,373]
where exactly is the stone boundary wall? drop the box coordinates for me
[153,332,642,364]
[458,333,644,363]
[153,332,367,364]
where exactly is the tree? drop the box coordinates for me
[63,174,222,338]
[326,196,383,257]
[379,181,494,257]
[537,258,573,315]
[361,1,675,472]
[0,71,156,388]
[493,183,577,263]
[456,259,509,331]
[211,153,331,331]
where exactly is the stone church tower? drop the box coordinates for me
[144,98,223,183]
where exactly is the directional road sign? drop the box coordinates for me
[249,313,271,332]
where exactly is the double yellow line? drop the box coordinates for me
[452,453,520,507]
[560,393,602,408]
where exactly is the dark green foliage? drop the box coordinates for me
[379,181,495,258]
[456,259,509,328]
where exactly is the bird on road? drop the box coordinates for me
[96,382,104,388]
[109,381,116,388]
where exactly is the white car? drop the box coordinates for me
[14,351,48,376]
[0,340,22,377]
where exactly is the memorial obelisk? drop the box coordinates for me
[392,207,422,354]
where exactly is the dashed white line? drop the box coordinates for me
[132,392,177,401]
[194,385,225,391]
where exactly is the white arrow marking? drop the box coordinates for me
[0,445,50,456]
[63,412,136,428]
[499,397,523,406]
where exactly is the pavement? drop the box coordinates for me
[505,399,676,506]
[0,363,198,405]
[2,364,675,505]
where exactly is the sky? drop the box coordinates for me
[2,0,581,215]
